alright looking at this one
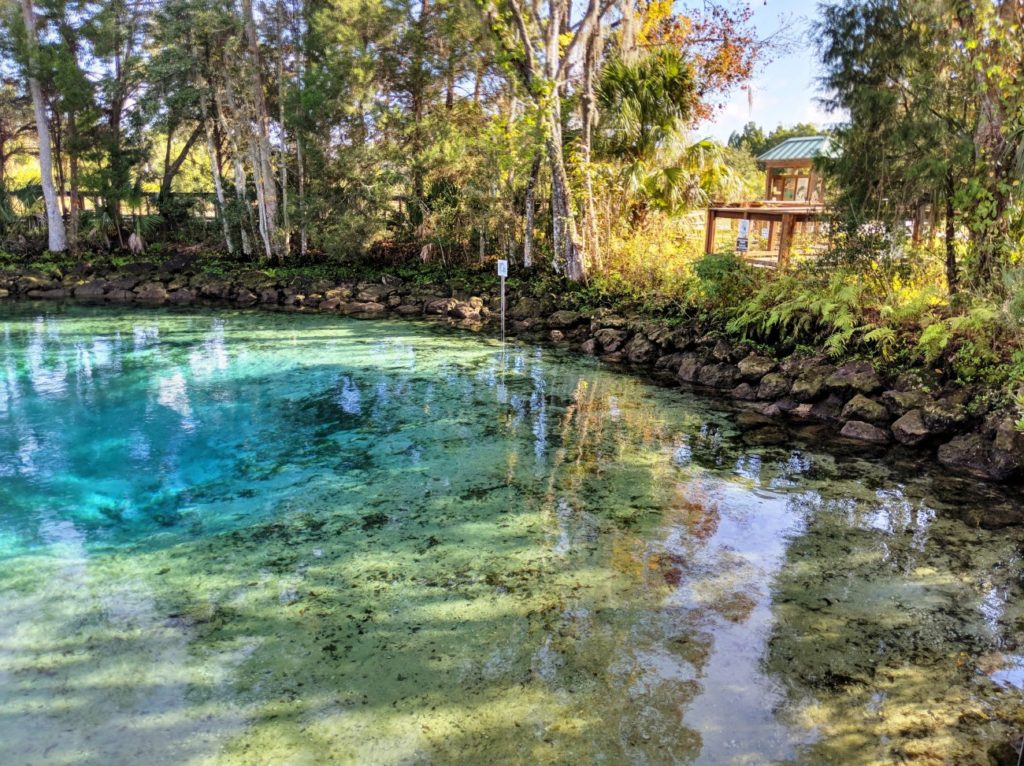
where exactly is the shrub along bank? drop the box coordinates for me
[2,250,1023,484]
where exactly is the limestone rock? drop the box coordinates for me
[624,335,657,365]
[198,278,232,299]
[841,394,889,424]
[356,285,388,302]
[730,382,758,401]
[677,353,703,383]
[922,398,968,432]
[27,287,67,299]
[757,373,791,400]
[594,328,627,353]
[547,310,582,329]
[737,354,777,382]
[826,360,882,395]
[840,420,891,444]
[891,409,931,445]
[342,301,386,314]
[451,301,480,320]
[791,365,836,402]
[711,339,733,362]
[510,297,543,319]
[134,283,168,302]
[881,389,932,417]
[425,297,457,315]
[810,394,845,423]
[938,433,1023,481]
[235,288,258,306]
[697,362,740,389]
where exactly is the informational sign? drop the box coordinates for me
[497,260,508,342]
[736,220,750,252]
[760,227,770,239]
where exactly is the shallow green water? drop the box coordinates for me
[2,302,1023,765]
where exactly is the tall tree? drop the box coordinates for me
[818,0,1024,291]
[479,0,613,280]
[16,0,65,250]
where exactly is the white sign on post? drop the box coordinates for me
[497,260,508,342]
[736,219,750,252]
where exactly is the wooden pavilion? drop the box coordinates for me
[703,135,832,265]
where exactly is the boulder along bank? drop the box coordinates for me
[3,256,1023,485]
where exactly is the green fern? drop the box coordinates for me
[863,326,899,360]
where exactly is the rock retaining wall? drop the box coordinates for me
[3,258,1022,483]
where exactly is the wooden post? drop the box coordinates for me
[764,165,773,199]
[767,220,776,251]
[704,208,717,254]
[778,214,796,267]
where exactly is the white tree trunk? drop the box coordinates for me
[201,94,233,254]
[277,0,290,256]
[20,0,66,252]
[216,83,254,257]
[241,0,280,259]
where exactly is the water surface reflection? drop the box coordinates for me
[0,302,1022,765]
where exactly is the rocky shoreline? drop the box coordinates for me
[3,255,1023,484]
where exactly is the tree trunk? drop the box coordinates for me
[523,152,540,267]
[52,108,66,217]
[241,0,280,260]
[68,110,80,253]
[20,0,66,251]
[159,125,203,203]
[291,0,307,257]
[545,96,585,281]
[944,169,958,296]
[201,92,233,254]
[580,23,601,267]
[215,84,254,257]
[247,134,273,260]
[277,0,290,257]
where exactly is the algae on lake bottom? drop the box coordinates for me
[1,302,1023,765]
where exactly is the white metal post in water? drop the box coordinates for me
[497,259,508,343]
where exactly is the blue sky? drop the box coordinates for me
[700,0,845,142]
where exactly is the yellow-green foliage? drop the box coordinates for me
[591,224,1023,387]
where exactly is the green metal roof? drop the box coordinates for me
[757,135,832,162]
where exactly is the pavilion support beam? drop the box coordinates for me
[778,214,796,267]
[704,209,717,254]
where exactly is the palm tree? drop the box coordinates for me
[596,48,744,224]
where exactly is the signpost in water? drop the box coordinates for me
[497,259,508,342]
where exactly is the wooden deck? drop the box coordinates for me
[704,201,826,266]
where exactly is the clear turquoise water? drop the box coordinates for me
[2,302,1023,765]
